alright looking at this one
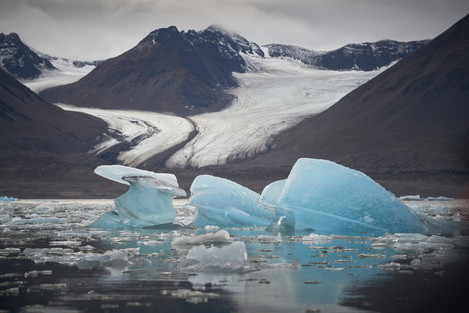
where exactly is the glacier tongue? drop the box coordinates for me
[90,165,186,228]
[166,55,382,168]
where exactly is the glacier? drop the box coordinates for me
[89,165,186,228]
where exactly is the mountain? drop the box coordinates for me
[233,14,469,197]
[0,32,103,82]
[266,39,429,71]
[39,25,422,116]
[0,33,56,80]
[39,25,263,115]
[0,68,126,198]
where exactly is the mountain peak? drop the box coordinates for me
[0,32,55,80]
[0,32,21,44]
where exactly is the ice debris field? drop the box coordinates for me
[1,158,468,312]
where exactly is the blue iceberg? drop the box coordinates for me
[89,159,427,235]
[188,159,427,234]
[188,175,274,228]
[269,158,428,234]
[89,165,186,228]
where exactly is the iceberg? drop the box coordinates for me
[89,159,427,235]
[269,158,428,234]
[187,158,427,234]
[187,175,274,228]
[89,165,186,228]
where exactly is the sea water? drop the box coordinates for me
[0,198,468,313]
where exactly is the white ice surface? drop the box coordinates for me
[23,58,95,93]
[34,54,382,168]
[56,104,194,167]
[166,55,383,168]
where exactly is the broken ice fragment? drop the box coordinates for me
[172,230,233,246]
[90,165,186,228]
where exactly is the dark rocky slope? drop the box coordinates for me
[0,69,126,198]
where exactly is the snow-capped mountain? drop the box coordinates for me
[40,25,266,115]
[0,32,56,80]
[0,32,102,83]
[266,39,429,71]
[39,25,424,115]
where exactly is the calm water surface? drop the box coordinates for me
[1,198,468,313]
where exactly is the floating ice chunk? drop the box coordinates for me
[426,196,455,201]
[399,195,421,201]
[90,165,186,228]
[272,158,428,234]
[0,214,10,222]
[204,225,220,231]
[0,196,18,201]
[77,249,130,269]
[188,175,274,228]
[302,233,332,244]
[184,241,254,271]
[172,230,232,246]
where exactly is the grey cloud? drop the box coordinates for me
[0,0,468,60]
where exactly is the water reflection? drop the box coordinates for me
[0,199,468,312]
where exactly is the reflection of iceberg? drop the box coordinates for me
[89,165,186,228]
[188,159,427,234]
[188,175,274,228]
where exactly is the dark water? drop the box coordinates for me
[1,199,468,313]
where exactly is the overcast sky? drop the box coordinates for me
[1,0,468,60]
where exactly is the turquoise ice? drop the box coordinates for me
[269,158,428,234]
[189,159,427,234]
[89,159,427,235]
[89,165,186,228]
[188,175,274,228]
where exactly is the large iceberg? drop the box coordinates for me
[188,175,274,228]
[89,165,186,228]
[266,158,428,234]
[188,159,427,234]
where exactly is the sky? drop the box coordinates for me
[1,0,468,61]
